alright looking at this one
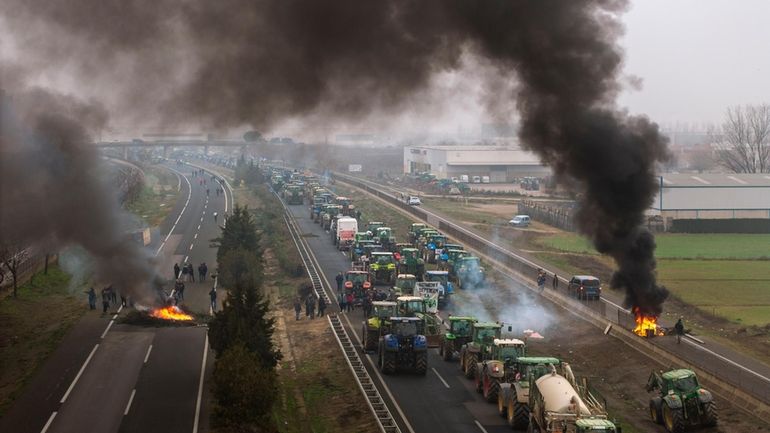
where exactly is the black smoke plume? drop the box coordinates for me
[2,0,669,313]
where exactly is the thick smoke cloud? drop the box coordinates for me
[2,0,669,313]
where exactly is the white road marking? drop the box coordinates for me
[194,233,198,239]
[40,411,57,433]
[144,345,153,363]
[197,224,201,230]
[112,314,118,320]
[189,244,194,251]
[117,305,123,313]
[101,320,115,339]
[474,420,489,433]
[192,334,209,433]
[683,338,770,384]
[184,255,189,262]
[60,344,99,403]
[124,389,136,415]
[432,367,450,388]
[156,167,193,255]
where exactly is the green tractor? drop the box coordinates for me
[423,233,448,264]
[407,223,427,244]
[392,274,417,298]
[361,301,397,352]
[377,317,428,375]
[350,239,376,262]
[475,338,527,403]
[438,316,477,361]
[369,252,397,284]
[322,204,342,230]
[647,369,717,433]
[498,356,561,430]
[365,221,386,235]
[375,227,397,251]
[437,243,463,270]
[456,256,486,289]
[459,322,503,380]
[397,248,425,280]
[395,296,442,347]
[446,249,471,278]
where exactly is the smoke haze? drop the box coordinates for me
[1,0,669,313]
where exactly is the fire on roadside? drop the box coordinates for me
[633,307,664,337]
[150,305,193,321]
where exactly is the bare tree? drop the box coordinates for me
[712,104,770,173]
[0,243,29,298]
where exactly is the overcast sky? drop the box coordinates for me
[619,0,770,127]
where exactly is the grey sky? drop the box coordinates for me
[619,0,770,126]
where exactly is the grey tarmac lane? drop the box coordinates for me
[0,162,229,433]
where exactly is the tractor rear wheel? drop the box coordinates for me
[507,388,529,429]
[649,397,663,424]
[484,377,500,403]
[702,402,718,427]
[381,352,396,375]
[415,352,428,375]
[464,354,477,379]
[442,342,453,361]
[475,370,483,394]
[663,401,685,433]
[497,392,507,417]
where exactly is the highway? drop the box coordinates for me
[0,161,232,433]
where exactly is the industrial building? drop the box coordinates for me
[651,173,770,219]
[403,145,548,182]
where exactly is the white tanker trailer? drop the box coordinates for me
[528,365,620,433]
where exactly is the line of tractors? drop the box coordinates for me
[264,165,719,433]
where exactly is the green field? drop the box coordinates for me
[538,233,770,260]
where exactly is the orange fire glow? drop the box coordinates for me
[150,306,193,321]
[633,308,664,337]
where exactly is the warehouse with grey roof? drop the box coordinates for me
[403,145,548,182]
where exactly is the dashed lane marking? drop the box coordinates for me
[124,389,136,416]
[474,420,489,433]
[144,345,153,364]
[194,233,198,239]
[40,411,57,433]
[192,334,209,433]
[60,344,99,403]
[432,368,450,388]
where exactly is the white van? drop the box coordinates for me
[481,176,490,183]
[472,176,481,183]
[508,215,531,227]
[460,175,469,183]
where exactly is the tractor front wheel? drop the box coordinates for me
[649,397,663,424]
[497,392,507,417]
[508,388,529,430]
[381,352,396,375]
[442,342,453,361]
[702,402,718,427]
[663,401,685,433]
[464,354,477,379]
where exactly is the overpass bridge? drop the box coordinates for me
[95,139,256,158]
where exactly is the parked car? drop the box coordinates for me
[481,176,490,183]
[568,275,601,300]
[472,176,481,183]
[407,196,421,206]
[508,215,531,227]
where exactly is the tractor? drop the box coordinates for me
[437,243,463,270]
[397,248,425,280]
[407,223,427,244]
[392,274,417,298]
[423,233,448,264]
[375,227,397,251]
[369,252,397,284]
[344,270,372,305]
[335,196,355,216]
[415,229,440,257]
[365,221,386,235]
[646,369,717,433]
[377,317,428,375]
[455,256,486,289]
[446,249,470,278]
[321,204,342,230]
[395,296,442,347]
[459,322,502,380]
[475,338,526,403]
[498,356,561,430]
[438,316,477,361]
[361,301,397,352]
[350,239,376,262]
[424,270,453,306]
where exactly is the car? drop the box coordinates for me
[407,196,421,206]
[472,176,481,183]
[508,215,531,227]
[568,275,601,300]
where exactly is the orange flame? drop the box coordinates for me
[633,307,664,337]
[150,306,193,321]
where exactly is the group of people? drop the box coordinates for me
[174,262,208,282]
[293,291,327,320]
[535,268,558,291]
[85,285,128,313]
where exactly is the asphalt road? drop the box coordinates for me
[0,161,232,433]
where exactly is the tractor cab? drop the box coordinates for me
[408,223,427,244]
[447,316,476,339]
[398,248,425,280]
[351,239,376,262]
[446,249,471,276]
[375,227,396,250]
[472,322,503,346]
[344,270,372,301]
[366,221,386,235]
[393,274,417,297]
[456,256,486,289]
[396,296,426,316]
[370,252,397,284]
[367,301,397,330]
[425,270,453,295]
[491,338,526,363]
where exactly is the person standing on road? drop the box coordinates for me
[181,263,189,282]
[86,287,96,310]
[173,263,181,279]
[338,291,346,312]
[209,287,217,312]
[318,296,327,317]
[206,188,210,196]
[294,297,302,320]
[674,317,685,344]
[188,263,195,282]
[305,294,316,319]
[346,292,354,313]
[101,287,110,314]
[552,273,558,290]
[336,272,344,291]
[198,263,205,281]
[201,263,208,280]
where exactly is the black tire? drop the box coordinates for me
[415,352,427,375]
[377,342,384,368]
[663,402,685,433]
[381,352,396,375]
[442,341,453,361]
[484,378,500,403]
[508,387,529,430]
[702,401,718,427]
[464,354,477,379]
[650,397,663,425]
[364,328,378,352]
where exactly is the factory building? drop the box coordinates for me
[651,173,770,219]
[403,145,548,182]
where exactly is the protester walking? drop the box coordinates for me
[173,263,181,279]
[552,273,558,290]
[86,287,96,310]
[305,295,316,319]
[294,297,302,320]
[209,287,217,312]
[336,272,344,291]
[181,264,189,282]
[674,317,685,344]
[346,292,354,312]
[188,263,196,282]
[338,291,346,312]
[318,296,327,317]
[101,287,110,313]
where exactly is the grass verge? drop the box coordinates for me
[125,165,181,227]
[0,266,84,415]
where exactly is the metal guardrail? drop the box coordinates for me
[274,189,401,433]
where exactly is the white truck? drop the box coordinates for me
[335,216,358,251]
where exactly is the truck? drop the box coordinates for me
[361,300,397,352]
[377,317,428,375]
[646,369,717,433]
[498,356,561,429]
[459,322,503,379]
[334,216,358,250]
[475,338,526,403]
[424,270,453,306]
[529,366,620,433]
[438,316,476,361]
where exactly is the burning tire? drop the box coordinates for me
[702,402,718,427]
[649,397,663,424]
[663,402,685,433]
